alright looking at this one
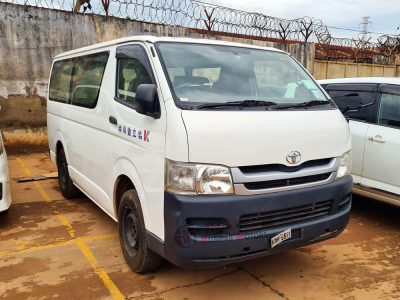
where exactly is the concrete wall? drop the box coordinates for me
[313,60,399,80]
[1,3,400,129]
[0,3,188,127]
[0,3,316,128]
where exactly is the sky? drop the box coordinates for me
[27,0,399,41]
[206,0,400,40]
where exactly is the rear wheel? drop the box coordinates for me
[57,147,81,199]
[118,189,162,273]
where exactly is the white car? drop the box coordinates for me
[48,36,352,272]
[0,132,12,213]
[319,77,400,206]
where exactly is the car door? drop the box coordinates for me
[53,52,114,214]
[361,84,400,195]
[322,84,378,184]
[106,43,166,236]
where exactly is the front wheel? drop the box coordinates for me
[118,189,162,273]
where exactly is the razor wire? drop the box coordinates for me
[1,0,400,64]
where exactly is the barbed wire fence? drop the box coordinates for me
[2,0,400,64]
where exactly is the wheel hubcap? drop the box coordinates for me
[123,208,139,257]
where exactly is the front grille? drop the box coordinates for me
[239,158,332,174]
[186,218,229,236]
[244,173,331,190]
[239,200,333,232]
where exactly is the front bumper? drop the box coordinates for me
[150,175,352,268]
[0,180,12,212]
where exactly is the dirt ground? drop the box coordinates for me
[0,152,399,300]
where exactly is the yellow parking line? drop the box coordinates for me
[34,181,52,202]
[0,240,76,258]
[16,159,52,202]
[16,158,33,177]
[16,157,124,300]
[0,234,116,258]
[83,234,118,242]
[57,214,76,238]
[76,238,125,300]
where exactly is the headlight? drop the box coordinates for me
[336,151,351,179]
[165,160,234,195]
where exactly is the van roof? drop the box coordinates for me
[318,77,400,85]
[54,35,285,59]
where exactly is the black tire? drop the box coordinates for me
[0,209,9,216]
[57,147,81,199]
[118,189,162,273]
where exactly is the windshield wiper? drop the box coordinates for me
[193,100,278,109]
[275,100,332,110]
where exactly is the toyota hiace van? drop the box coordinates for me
[48,36,352,273]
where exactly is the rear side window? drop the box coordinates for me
[49,52,109,108]
[378,93,400,128]
[49,59,74,103]
[326,90,376,122]
[71,53,109,108]
[116,58,153,105]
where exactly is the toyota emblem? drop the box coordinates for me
[286,151,301,164]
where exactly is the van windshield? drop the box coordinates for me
[156,42,331,110]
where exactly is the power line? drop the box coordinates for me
[325,25,397,36]
[199,0,398,37]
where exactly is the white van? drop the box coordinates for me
[319,77,400,207]
[48,36,352,273]
[0,132,12,213]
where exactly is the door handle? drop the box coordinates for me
[109,116,118,125]
[368,135,386,143]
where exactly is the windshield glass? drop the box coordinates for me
[156,42,328,108]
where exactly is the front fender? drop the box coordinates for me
[112,157,148,225]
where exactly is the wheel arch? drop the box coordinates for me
[112,157,148,224]
[51,130,70,163]
[114,174,135,218]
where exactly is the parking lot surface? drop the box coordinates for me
[0,152,399,299]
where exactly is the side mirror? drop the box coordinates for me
[134,84,160,119]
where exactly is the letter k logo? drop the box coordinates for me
[144,130,150,142]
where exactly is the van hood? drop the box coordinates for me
[181,109,351,167]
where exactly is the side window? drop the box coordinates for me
[49,59,74,103]
[49,52,109,108]
[116,58,153,105]
[71,52,109,109]
[327,90,376,122]
[378,93,400,128]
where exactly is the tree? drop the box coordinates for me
[73,0,92,13]
[101,0,111,16]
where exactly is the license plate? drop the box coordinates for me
[271,228,292,248]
